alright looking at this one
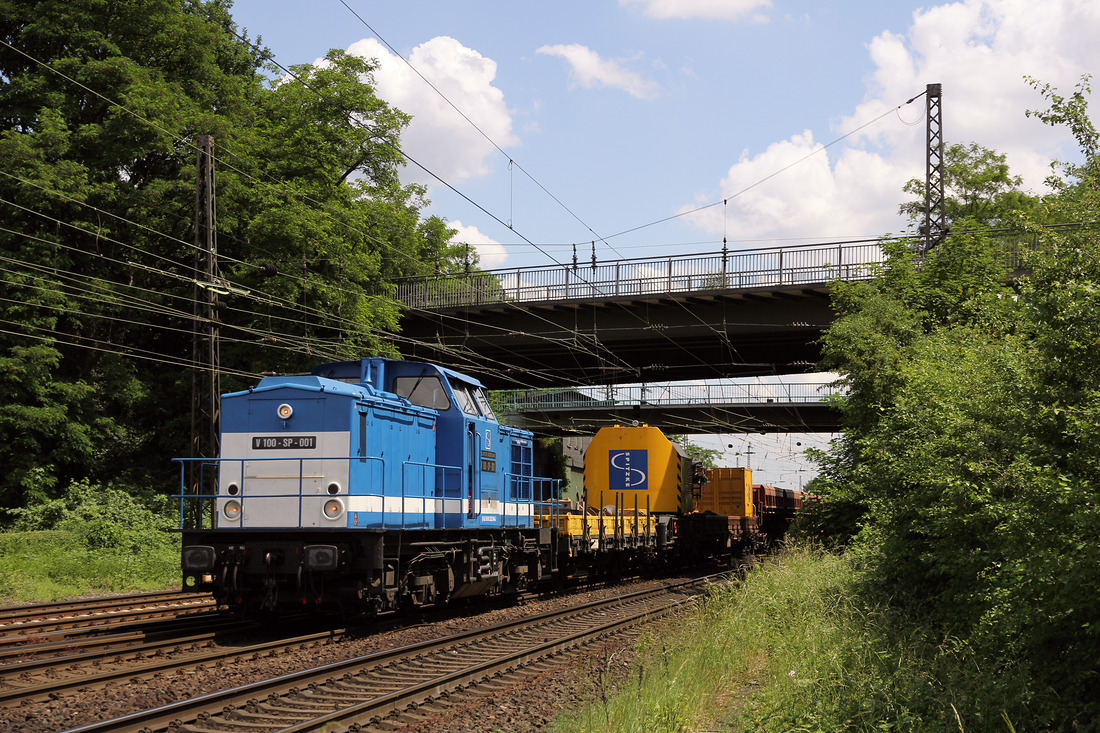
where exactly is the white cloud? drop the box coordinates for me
[536,44,661,99]
[449,220,509,269]
[687,0,1100,243]
[344,36,517,186]
[620,0,772,21]
[682,131,905,241]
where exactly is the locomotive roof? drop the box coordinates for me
[310,357,487,390]
[226,374,372,400]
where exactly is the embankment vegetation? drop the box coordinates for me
[561,77,1100,731]
[555,546,1012,732]
[0,481,179,603]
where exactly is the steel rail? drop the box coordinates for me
[0,604,220,646]
[0,618,252,678]
[0,625,349,707]
[59,576,722,733]
[0,591,212,625]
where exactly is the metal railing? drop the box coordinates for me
[172,456,559,531]
[394,225,1088,310]
[395,241,887,309]
[492,380,840,414]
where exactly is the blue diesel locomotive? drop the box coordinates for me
[178,357,559,613]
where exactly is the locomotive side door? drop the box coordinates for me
[457,384,501,528]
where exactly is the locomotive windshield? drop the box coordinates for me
[452,384,480,416]
[473,388,496,421]
[393,375,451,410]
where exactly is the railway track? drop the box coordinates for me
[0,613,248,666]
[53,576,715,733]
[0,624,352,708]
[0,587,552,703]
[0,591,217,641]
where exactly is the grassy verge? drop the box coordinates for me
[554,544,1021,733]
[0,529,180,604]
[0,480,183,604]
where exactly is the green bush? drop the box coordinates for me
[0,479,180,603]
[555,546,1033,733]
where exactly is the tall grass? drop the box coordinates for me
[0,480,182,604]
[0,529,180,603]
[554,544,1022,733]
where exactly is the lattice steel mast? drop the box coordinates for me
[924,82,946,252]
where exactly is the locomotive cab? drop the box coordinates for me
[178,356,556,614]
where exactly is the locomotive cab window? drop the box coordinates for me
[393,375,451,410]
[473,388,497,422]
[452,384,480,416]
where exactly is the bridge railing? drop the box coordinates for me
[492,380,840,414]
[396,241,887,309]
[395,225,1087,310]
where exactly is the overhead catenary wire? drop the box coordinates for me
[1,238,589,386]
[0,215,547,388]
[1,180,598,384]
[2,136,602,388]
[183,14,715,383]
[1,214,608,388]
[333,0,630,262]
[599,91,929,243]
[0,9,911,402]
[0,31,616,390]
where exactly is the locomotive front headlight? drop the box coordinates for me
[277,403,293,419]
[223,499,242,521]
[322,498,344,520]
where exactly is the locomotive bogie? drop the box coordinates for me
[181,526,556,612]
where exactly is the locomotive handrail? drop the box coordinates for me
[174,456,557,531]
[175,455,450,530]
[499,475,561,528]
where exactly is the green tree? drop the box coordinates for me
[1026,73,1098,187]
[669,434,721,468]
[816,77,1100,727]
[899,141,1041,229]
[0,0,462,511]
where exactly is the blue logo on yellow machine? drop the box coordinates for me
[609,450,648,490]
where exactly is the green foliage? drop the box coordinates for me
[0,0,464,509]
[1025,74,1098,184]
[535,437,570,489]
[814,78,1100,729]
[7,478,175,549]
[789,472,867,549]
[0,478,180,602]
[899,142,1041,228]
[556,546,1033,733]
[668,434,721,468]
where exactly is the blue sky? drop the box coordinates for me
[229,0,1097,272]
[226,0,1099,483]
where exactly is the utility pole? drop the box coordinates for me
[190,135,220,470]
[924,82,946,253]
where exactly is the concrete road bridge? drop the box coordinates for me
[395,239,886,390]
[491,379,841,436]
[393,229,1042,433]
